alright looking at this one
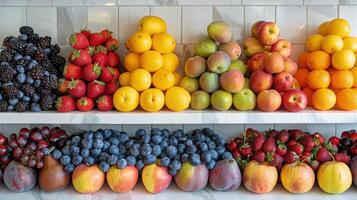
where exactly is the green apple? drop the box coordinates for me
[194,36,217,58]
[233,88,256,111]
[211,90,232,111]
[179,76,199,93]
[190,90,210,110]
[229,59,246,75]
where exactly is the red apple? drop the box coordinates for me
[282,89,307,112]
[271,39,292,58]
[251,20,266,38]
[250,70,273,93]
[258,22,280,46]
[283,57,298,75]
[257,89,282,112]
[264,52,284,74]
[273,72,293,92]
[243,37,264,57]
[247,52,266,72]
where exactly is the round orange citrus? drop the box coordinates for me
[302,87,314,106]
[306,50,330,70]
[321,35,344,54]
[343,36,357,52]
[330,70,354,89]
[306,34,324,52]
[336,88,357,110]
[162,53,179,72]
[165,87,191,112]
[327,18,351,38]
[349,67,357,87]
[152,32,176,54]
[312,88,336,111]
[140,50,164,72]
[119,72,131,86]
[130,68,152,92]
[152,69,175,91]
[332,49,356,70]
[124,52,140,72]
[129,31,152,54]
[294,68,310,88]
[307,69,330,90]
[138,16,167,36]
[173,72,182,86]
[298,52,309,68]
[140,88,165,112]
[317,21,330,36]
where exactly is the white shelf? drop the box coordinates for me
[0,183,355,200]
[0,108,357,124]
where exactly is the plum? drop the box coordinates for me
[4,161,37,192]
[209,158,241,191]
[351,156,357,186]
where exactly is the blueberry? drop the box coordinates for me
[84,156,95,165]
[60,155,71,165]
[102,129,112,139]
[140,144,152,156]
[189,154,201,166]
[52,149,62,160]
[208,141,216,150]
[169,160,181,171]
[17,91,24,99]
[118,144,126,154]
[185,144,197,154]
[34,80,41,87]
[118,132,129,143]
[129,144,140,156]
[72,155,83,166]
[181,153,189,162]
[159,157,170,167]
[140,134,150,144]
[206,160,216,170]
[18,34,28,41]
[0,94,2,101]
[16,65,25,73]
[144,154,156,164]
[24,55,31,61]
[161,129,170,138]
[109,137,119,145]
[201,151,212,163]
[99,152,109,162]
[100,162,110,172]
[135,129,146,137]
[203,128,213,136]
[117,158,127,169]
[107,154,118,165]
[7,105,14,111]
[177,143,185,154]
[151,135,163,144]
[26,76,34,84]
[216,145,225,155]
[125,139,134,148]
[23,96,31,102]
[13,54,22,61]
[126,156,136,166]
[80,149,90,157]
[178,136,188,142]
[185,139,193,146]
[102,141,110,151]
[199,142,209,152]
[70,146,80,155]
[136,160,145,171]
[150,128,161,135]
[169,169,178,176]
[221,152,233,159]
[160,141,168,149]
[71,136,81,146]
[109,145,119,155]
[166,145,177,158]
[81,138,93,149]
[169,137,178,146]
[94,130,104,139]
[209,149,218,160]
[84,131,94,139]
[61,146,71,155]
[9,98,18,106]
[40,147,49,155]
[90,148,101,157]
[152,145,162,156]
[93,138,104,149]
[64,164,75,173]
[173,129,183,138]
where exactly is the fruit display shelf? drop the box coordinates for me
[0,183,356,200]
[1,108,357,124]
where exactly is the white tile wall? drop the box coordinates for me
[88,6,118,37]
[339,6,357,36]
[118,6,149,43]
[0,7,26,42]
[182,6,212,44]
[27,7,57,43]
[276,6,306,43]
[307,5,337,36]
[213,6,244,41]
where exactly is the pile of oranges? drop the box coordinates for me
[113,16,190,112]
[295,18,357,111]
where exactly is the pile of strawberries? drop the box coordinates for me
[56,29,120,112]
[228,128,357,171]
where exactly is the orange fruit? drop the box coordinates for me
[355,52,357,67]
[129,31,152,54]
[138,16,167,36]
[332,49,356,70]
[307,69,330,90]
[113,86,139,112]
[302,87,314,106]
[125,37,133,51]
[152,69,175,91]
[317,21,330,36]
[140,88,165,112]
[124,52,140,72]
[327,18,351,38]
[173,72,182,86]
[294,68,310,88]
[306,50,330,70]
[298,52,309,68]
[350,67,357,87]
[152,33,176,54]
[330,70,353,89]
[312,88,336,111]
[321,35,344,54]
[130,68,152,92]
[140,50,164,72]
[336,88,357,110]
[162,53,179,72]
[343,36,357,52]
[119,72,131,86]
[165,87,191,112]
[306,34,324,52]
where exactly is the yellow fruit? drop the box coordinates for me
[173,72,182,86]
[343,36,357,52]
[336,88,357,110]
[162,53,179,72]
[306,34,324,52]
[140,88,165,112]
[317,21,330,36]
[130,68,152,92]
[140,50,164,72]
[124,53,140,72]
[152,32,176,54]
[332,49,356,70]
[119,72,131,87]
[113,86,139,112]
[125,37,133,51]
[330,70,354,89]
[312,88,336,111]
[307,69,330,90]
[129,31,152,54]
[327,18,351,38]
[350,67,357,87]
[165,87,191,112]
[178,76,199,93]
[321,35,344,54]
[138,16,167,36]
[306,50,330,70]
[152,69,175,91]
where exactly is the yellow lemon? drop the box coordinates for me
[332,49,356,70]
[140,88,165,112]
[317,21,330,36]
[130,68,152,91]
[343,36,357,52]
[129,31,152,54]
[152,69,175,91]
[306,34,324,52]
[113,86,139,112]
[165,87,191,111]
[162,53,179,72]
[140,50,164,72]
[321,35,344,54]
[138,16,167,36]
[327,18,351,38]
[152,32,176,54]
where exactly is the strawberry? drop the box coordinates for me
[231,149,241,159]
[97,95,113,111]
[316,147,332,162]
[95,45,108,54]
[107,51,120,67]
[101,29,112,41]
[351,145,357,155]
[87,80,105,99]
[92,52,108,67]
[56,96,76,112]
[76,97,94,112]
[329,136,340,145]
[278,129,289,143]
[349,132,357,141]
[341,130,350,138]
[58,79,69,93]
[253,134,265,151]
[82,63,102,82]
[267,129,279,139]
[70,49,92,67]
[63,63,81,79]
[240,143,252,156]
[228,140,237,151]
[253,151,265,163]
[105,38,119,51]
[287,140,297,148]
[80,29,91,39]
[288,129,305,140]
[68,79,86,98]
[100,67,114,83]
[324,141,338,154]
[276,142,287,156]
[302,135,315,150]
[270,153,284,167]
[69,32,89,49]
[309,160,319,171]
[90,33,105,46]
[245,128,260,141]
[290,143,304,155]
[334,153,351,165]
[104,81,119,95]
[262,138,276,153]
[300,151,311,162]
[284,151,298,164]
[312,132,324,145]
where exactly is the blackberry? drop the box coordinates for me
[21,84,35,96]
[42,75,58,89]
[28,33,39,44]
[38,36,51,49]
[30,66,44,80]
[15,101,28,112]
[0,49,15,62]
[9,40,27,52]
[0,101,8,112]
[16,59,27,67]
[3,85,19,99]
[40,95,54,111]
[23,46,35,56]
[50,55,65,67]
[19,26,34,36]
[0,65,16,82]
[3,36,16,47]
[49,44,60,57]
[40,88,51,96]
[33,50,46,62]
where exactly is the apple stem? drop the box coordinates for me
[328,152,335,162]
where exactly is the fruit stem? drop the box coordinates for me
[328,152,335,162]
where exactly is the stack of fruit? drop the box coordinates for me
[296,18,357,111]
[182,21,252,111]
[243,21,306,112]
[0,26,65,112]
[56,29,120,112]
[114,16,189,112]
